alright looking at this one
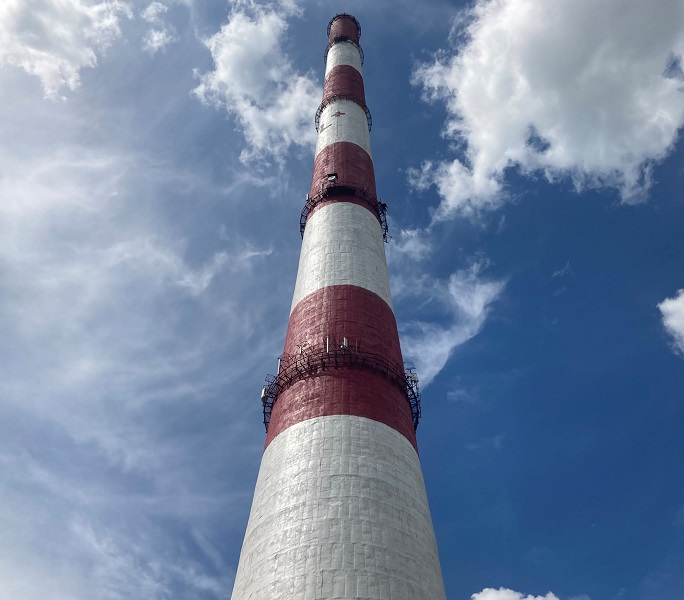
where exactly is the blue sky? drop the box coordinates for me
[1,1,684,599]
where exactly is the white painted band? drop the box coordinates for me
[325,41,363,76]
[290,202,392,314]
[316,100,372,158]
[230,415,446,600]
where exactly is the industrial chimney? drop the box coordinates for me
[230,14,447,599]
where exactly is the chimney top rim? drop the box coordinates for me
[327,13,361,39]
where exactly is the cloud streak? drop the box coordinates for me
[396,259,506,386]
[0,132,276,598]
[471,589,562,600]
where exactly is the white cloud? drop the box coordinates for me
[0,139,277,598]
[399,260,506,386]
[409,158,504,219]
[412,0,684,219]
[658,289,684,355]
[552,261,572,278]
[141,0,168,22]
[472,589,561,600]
[0,144,269,436]
[141,2,178,54]
[0,0,132,99]
[447,387,479,404]
[142,26,178,53]
[0,451,233,599]
[389,227,433,262]
[106,238,230,296]
[193,2,320,164]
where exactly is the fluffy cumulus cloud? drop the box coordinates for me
[141,1,179,54]
[0,0,132,98]
[658,289,684,355]
[412,0,684,219]
[398,260,506,386]
[193,1,320,164]
[472,589,561,600]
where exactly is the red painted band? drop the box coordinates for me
[265,370,418,451]
[310,141,377,198]
[286,285,401,365]
[323,65,366,106]
[329,16,360,45]
[268,285,415,450]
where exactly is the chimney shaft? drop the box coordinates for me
[230,15,447,600]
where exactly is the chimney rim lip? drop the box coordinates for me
[327,13,361,39]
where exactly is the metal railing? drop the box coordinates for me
[300,180,389,242]
[260,340,421,432]
[327,13,361,38]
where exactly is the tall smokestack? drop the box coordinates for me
[231,14,446,599]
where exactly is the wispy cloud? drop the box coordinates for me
[658,289,684,355]
[0,129,278,598]
[193,0,320,164]
[471,589,563,600]
[0,448,234,599]
[0,0,132,99]
[552,261,572,279]
[141,1,179,54]
[396,259,506,386]
[466,434,505,451]
[447,387,479,405]
[389,227,434,262]
[412,0,684,220]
